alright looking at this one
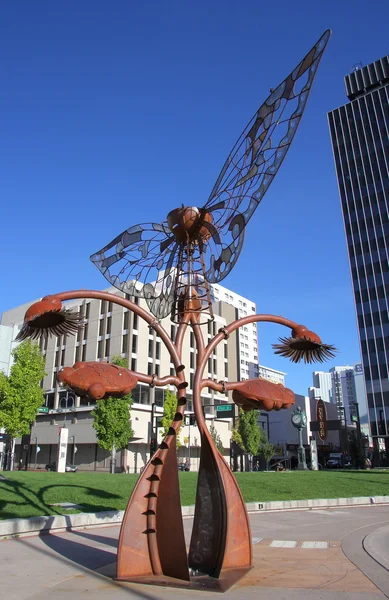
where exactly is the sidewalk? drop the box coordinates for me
[1,506,388,599]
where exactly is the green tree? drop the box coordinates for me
[258,434,275,471]
[232,409,262,470]
[0,340,46,470]
[237,409,262,456]
[161,390,181,447]
[91,355,134,473]
[209,422,224,453]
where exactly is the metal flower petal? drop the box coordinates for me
[272,326,336,364]
[16,296,84,341]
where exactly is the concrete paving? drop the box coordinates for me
[1,506,388,599]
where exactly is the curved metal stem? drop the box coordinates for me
[51,290,189,580]
[53,290,181,370]
[191,321,207,435]
[198,313,302,391]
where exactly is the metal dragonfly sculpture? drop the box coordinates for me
[17,30,334,591]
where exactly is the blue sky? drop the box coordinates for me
[1,1,388,395]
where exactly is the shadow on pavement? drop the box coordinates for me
[17,532,167,600]
[68,528,118,549]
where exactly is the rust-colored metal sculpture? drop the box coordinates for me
[17,292,335,590]
[232,378,295,412]
[16,29,334,592]
[58,362,138,400]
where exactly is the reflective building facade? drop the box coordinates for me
[328,56,389,464]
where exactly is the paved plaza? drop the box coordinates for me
[1,505,388,599]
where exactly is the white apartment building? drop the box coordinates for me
[257,364,286,386]
[308,371,333,403]
[0,283,257,472]
[210,283,258,380]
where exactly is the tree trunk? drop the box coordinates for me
[110,444,116,474]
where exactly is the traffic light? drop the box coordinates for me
[189,414,196,426]
[150,438,158,455]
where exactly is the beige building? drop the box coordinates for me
[1,285,256,472]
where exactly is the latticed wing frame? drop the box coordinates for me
[90,223,179,319]
[201,30,331,283]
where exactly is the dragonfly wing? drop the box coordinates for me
[90,223,179,318]
[201,30,331,282]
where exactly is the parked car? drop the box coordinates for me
[45,462,78,472]
[326,459,341,469]
[307,462,323,470]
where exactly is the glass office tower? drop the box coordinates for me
[328,56,389,465]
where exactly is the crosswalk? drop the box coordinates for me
[256,539,330,549]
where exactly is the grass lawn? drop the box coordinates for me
[0,470,388,520]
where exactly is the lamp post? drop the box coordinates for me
[33,437,39,469]
[69,435,77,464]
[291,407,308,470]
[338,405,349,460]
[59,391,75,426]
[350,402,364,468]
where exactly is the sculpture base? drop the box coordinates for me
[115,567,252,593]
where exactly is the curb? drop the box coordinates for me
[1,495,388,539]
[363,524,389,572]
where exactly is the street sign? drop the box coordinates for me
[38,406,49,413]
[216,404,234,418]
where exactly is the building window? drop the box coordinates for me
[155,388,164,407]
[55,350,60,368]
[52,371,57,388]
[224,344,228,359]
[190,353,194,368]
[98,340,103,359]
[148,362,153,375]
[155,363,160,377]
[100,301,106,315]
[156,341,160,361]
[105,338,110,357]
[108,301,113,312]
[133,313,138,329]
[123,311,129,331]
[99,319,104,336]
[131,357,136,371]
[84,323,88,340]
[132,335,137,354]
[75,345,81,362]
[190,332,194,348]
[122,334,128,354]
[148,339,153,358]
[224,363,228,378]
[107,316,112,335]
[82,345,86,361]
[61,348,65,366]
